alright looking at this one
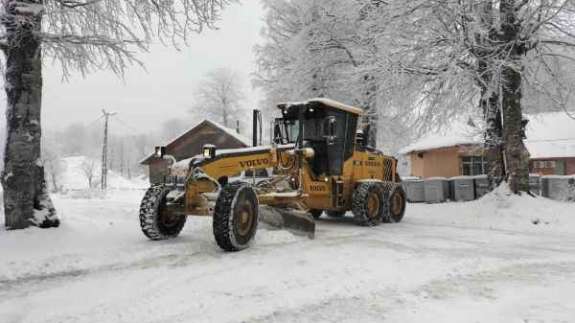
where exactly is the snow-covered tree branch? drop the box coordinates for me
[0,0,234,230]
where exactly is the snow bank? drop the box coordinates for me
[418,184,575,233]
[60,156,147,191]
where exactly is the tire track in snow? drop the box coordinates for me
[243,260,575,323]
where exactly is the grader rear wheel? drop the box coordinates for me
[352,182,384,226]
[139,185,187,240]
[213,182,259,252]
[383,185,407,223]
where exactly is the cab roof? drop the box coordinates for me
[278,98,364,116]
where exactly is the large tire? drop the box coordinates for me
[352,182,384,226]
[325,210,345,218]
[310,209,323,219]
[213,182,259,252]
[383,185,407,223]
[139,185,186,240]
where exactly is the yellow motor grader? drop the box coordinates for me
[139,98,406,251]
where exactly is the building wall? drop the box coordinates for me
[567,158,575,175]
[409,147,575,178]
[148,159,170,184]
[409,147,461,178]
[531,157,575,175]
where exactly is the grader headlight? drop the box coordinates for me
[155,146,166,158]
[202,144,216,159]
[301,147,315,159]
[286,147,315,160]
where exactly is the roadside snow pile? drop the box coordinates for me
[60,156,147,191]
[415,184,575,233]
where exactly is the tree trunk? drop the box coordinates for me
[482,83,505,189]
[499,0,530,194]
[475,1,505,190]
[1,1,59,229]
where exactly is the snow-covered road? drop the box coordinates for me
[1,189,574,323]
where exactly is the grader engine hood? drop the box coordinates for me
[170,143,315,238]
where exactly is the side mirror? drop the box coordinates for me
[323,116,337,145]
[202,144,216,159]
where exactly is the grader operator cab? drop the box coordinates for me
[139,98,406,251]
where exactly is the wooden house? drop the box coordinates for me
[140,119,250,183]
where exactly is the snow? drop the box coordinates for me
[207,120,252,146]
[281,98,364,115]
[400,111,575,159]
[1,186,574,322]
[162,119,251,149]
[525,111,575,159]
[15,3,44,15]
[399,119,483,154]
[60,156,147,191]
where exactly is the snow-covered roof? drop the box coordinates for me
[279,98,364,115]
[525,111,575,159]
[400,111,575,159]
[162,119,251,148]
[140,119,251,164]
[399,119,483,154]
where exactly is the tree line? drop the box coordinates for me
[254,0,575,193]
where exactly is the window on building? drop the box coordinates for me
[460,156,487,176]
[533,160,556,169]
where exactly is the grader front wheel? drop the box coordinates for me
[139,185,187,240]
[213,182,259,252]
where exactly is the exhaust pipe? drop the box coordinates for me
[253,109,262,147]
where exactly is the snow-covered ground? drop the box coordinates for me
[59,156,148,191]
[1,187,574,323]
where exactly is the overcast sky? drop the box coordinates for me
[0,1,265,136]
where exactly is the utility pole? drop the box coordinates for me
[101,109,116,190]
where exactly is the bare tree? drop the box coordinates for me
[256,0,575,194]
[42,147,64,193]
[0,0,233,229]
[80,159,97,189]
[365,0,575,193]
[192,67,245,128]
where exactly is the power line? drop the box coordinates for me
[85,115,105,129]
[112,116,140,133]
[526,138,575,143]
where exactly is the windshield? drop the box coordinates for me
[274,119,299,144]
[287,120,299,142]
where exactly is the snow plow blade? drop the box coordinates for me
[259,206,315,239]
